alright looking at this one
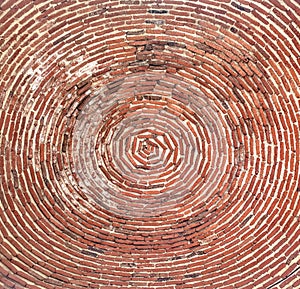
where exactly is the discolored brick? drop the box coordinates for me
[0,0,299,288]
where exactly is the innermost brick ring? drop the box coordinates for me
[69,72,230,217]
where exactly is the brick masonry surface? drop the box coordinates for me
[0,0,299,288]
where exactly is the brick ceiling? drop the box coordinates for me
[0,0,299,288]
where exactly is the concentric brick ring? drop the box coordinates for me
[69,73,230,217]
[0,0,299,288]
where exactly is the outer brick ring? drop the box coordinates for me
[0,1,299,289]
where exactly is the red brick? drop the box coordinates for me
[0,1,299,287]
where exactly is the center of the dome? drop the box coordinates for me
[129,132,168,170]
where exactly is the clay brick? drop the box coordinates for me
[0,1,298,288]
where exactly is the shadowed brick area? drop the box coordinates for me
[0,0,299,288]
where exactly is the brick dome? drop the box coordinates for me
[0,0,299,288]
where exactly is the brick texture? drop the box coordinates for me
[0,0,299,288]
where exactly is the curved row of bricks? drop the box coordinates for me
[70,73,229,218]
[0,0,299,288]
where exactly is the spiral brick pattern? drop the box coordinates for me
[0,0,299,288]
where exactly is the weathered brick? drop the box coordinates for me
[0,0,298,288]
